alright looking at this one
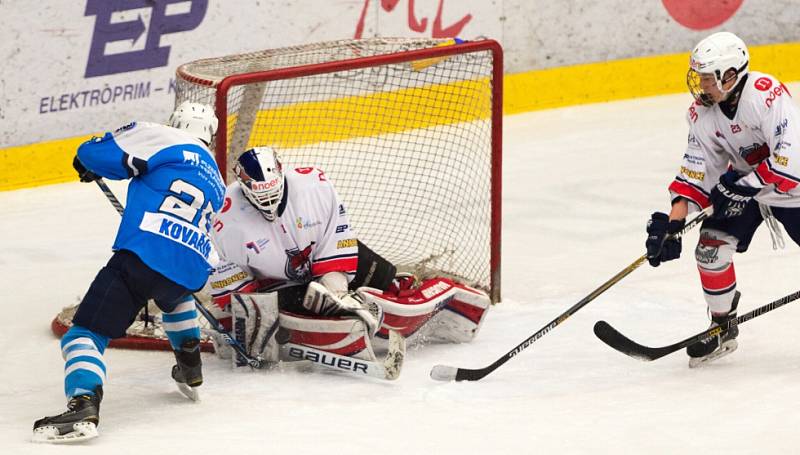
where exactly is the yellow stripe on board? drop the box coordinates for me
[505,41,800,114]
[4,41,800,191]
[241,78,492,149]
[0,135,94,191]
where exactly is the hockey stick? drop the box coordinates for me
[594,289,800,362]
[430,206,713,382]
[94,179,406,379]
[94,179,267,369]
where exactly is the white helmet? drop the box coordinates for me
[687,32,749,106]
[234,147,285,221]
[168,101,218,144]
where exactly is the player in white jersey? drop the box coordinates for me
[645,32,800,367]
[207,147,491,369]
[33,102,224,443]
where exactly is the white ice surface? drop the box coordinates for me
[3,86,800,454]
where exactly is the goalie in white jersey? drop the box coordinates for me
[207,147,491,371]
[645,32,800,367]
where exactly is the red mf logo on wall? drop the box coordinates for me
[354,0,471,39]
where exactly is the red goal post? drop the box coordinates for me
[52,38,502,352]
[177,37,503,303]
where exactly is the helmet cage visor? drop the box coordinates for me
[234,149,284,220]
[686,60,747,107]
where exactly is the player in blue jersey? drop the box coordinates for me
[33,102,225,443]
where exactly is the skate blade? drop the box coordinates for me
[688,339,738,368]
[176,382,200,402]
[32,421,98,444]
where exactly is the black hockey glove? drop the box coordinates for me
[709,171,760,219]
[72,155,100,183]
[645,212,685,267]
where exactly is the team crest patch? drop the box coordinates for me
[696,233,728,264]
[285,243,314,281]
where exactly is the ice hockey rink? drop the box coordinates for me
[4,85,800,454]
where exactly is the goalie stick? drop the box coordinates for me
[94,179,405,380]
[430,206,713,382]
[594,289,800,362]
[281,330,406,380]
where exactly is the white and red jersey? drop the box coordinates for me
[208,167,358,304]
[669,71,800,209]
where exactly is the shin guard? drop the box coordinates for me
[696,229,739,315]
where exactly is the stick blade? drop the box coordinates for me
[430,364,458,382]
[593,321,662,361]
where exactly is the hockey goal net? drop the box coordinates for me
[52,37,502,351]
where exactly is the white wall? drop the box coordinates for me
[2,0,799,147]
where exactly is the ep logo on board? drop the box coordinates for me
[84,0,208,78]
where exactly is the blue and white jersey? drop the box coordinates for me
[77,121,225,290]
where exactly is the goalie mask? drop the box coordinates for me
[235,147,285,221]
[168,101,219,144]
[686,32,749,107]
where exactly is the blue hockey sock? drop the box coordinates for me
[61,325,109,398]
[163,297,201,350]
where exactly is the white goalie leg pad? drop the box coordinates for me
[200,302,235,360]
[277,310,377,361]
[230,292,281,368]
[361,278,491,344]
[302,281,384,336]
[420,282,491,343]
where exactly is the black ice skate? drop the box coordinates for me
[687,291,740,368]
[172,338,203,401]
[32,386,103,443]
